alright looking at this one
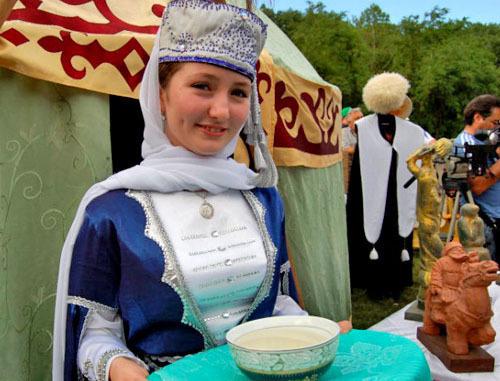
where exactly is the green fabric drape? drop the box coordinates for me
[277,164,351,322]
[0,68,112,380]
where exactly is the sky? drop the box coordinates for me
[271,0,500,25]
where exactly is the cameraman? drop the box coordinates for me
[454,94,500,263]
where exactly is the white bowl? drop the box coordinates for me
[226,316,340,380]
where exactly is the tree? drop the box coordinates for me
[354,4,400,74]
[263,1,500,136]
[262,2,368,107]
[412,34,500,137]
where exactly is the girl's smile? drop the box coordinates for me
[159,62,252,156]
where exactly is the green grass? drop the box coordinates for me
[351,254,421,330]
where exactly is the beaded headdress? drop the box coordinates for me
[156,0,277,187]
[159,0,266,81]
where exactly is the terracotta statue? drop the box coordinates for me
[458,203,491,261]
[423,242,498,354]
[407,138,453,307]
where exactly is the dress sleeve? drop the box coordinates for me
[77,309,147,381]
[273,199,306,318]
[274,190,301,306]
[272,293,308,316]
[64,197,145,380]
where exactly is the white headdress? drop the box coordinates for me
[362,72,413,119]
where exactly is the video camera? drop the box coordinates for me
[474,126,500,147]
[438,127,499,197]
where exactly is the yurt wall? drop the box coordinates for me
[0,67,112,379]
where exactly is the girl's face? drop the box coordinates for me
[159,62,252,156]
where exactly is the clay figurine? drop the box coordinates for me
[422,241,498,354]
[457,203,491,261]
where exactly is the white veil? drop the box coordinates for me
[52,30,264,379]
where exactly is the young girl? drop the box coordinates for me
[53,1,307,380]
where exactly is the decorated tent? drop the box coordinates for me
[0,1,350,378]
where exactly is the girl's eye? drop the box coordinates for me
[192,83,210,91]
[232,89,249,98]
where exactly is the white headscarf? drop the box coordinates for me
[52,29,267,379]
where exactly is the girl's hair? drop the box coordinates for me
[158,62,183,89]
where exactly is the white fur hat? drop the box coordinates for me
[362,72,412,118]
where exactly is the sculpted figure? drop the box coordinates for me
[407,138,453,307]
[423,242,498,354]
[458,203,491,261]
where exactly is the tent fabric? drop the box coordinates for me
[0,0,342,168]
[277,165,351,322]
[0,67,112,381]
[271,65,342,168]
[0,0,338,96]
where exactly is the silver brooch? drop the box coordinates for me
[195,191,214,219]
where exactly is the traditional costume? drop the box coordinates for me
[52,1,302,380]
[346,73,431,298]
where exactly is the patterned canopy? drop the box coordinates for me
[0,0,342,168]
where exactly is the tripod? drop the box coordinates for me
[442,177,474,244]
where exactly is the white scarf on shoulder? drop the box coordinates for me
[357,114,426,246]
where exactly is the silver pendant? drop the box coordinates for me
[199,200,214,219]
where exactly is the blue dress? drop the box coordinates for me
[63,187,299,380]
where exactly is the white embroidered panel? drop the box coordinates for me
[151,190,267,345]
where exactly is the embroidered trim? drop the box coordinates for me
[189,248,217,256]
[240,190,277,321]
[192,254,257,273]
[126,190,216,349]
[199,270,260,289]
[79,310,93,370]
[67,296,118,318]
[190,240,256,257]
[219,296,255,306]
[199,285,259,303]
[67,297,120,378]
[280,260,291,296]
[219,226,248,235]
[141,354,184,373]
[96,349,129,381]
[159,56,253,80]
[204,307,250,322]
[81,359,93,379]
[180,226,248,241]
[199,278,226,289]
[228,239,256,249]
[181,233,208,241]
[231,270,261,283]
